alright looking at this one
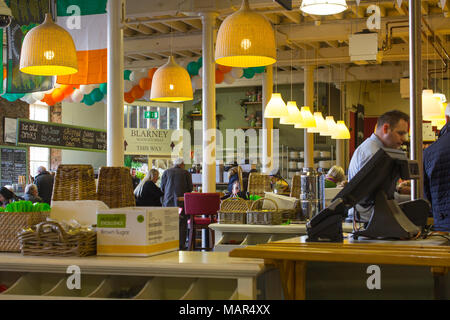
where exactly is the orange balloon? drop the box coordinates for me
[147,68,157,79]
[124,92,134,104]
[3,67,6,80]
[60,84,75,96]
[139,78,152,91]
[217,64,232,74]
[52,88,65,102]
[131,85,144,99]
[43,94,55,106]
[215,69,224,84]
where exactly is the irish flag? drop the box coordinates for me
[56,0,107,85]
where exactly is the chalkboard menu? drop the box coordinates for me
[17,119,106,152]
[0,146,28,187]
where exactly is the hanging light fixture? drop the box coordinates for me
[300,0,348,16]
[20,13,78,76]
[331,120,351,139]
[150,56,193,102]
[422,89,444,120]
[295,107,316,128]
[264,93,288,118]
[307,112,327,133]
[280,101,303,125]
[320,116,337,136]
[215,0,276,67]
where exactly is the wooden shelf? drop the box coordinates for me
[239,127,262,130]
[243,101,262,105]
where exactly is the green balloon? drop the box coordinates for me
[187,61,199,76]
[253,66,266,73]
[2,93,25,101]
[243,68,255,79]
[91,88,103,102]
[83,94,94,106]
[124,70,132,80]
[99,83,107,94]
[197,57,203,65]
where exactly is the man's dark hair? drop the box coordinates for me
[376,110,409,130]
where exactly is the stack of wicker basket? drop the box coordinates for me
[97,167,136,208]
[246,198,282,225]
[52,165,97,201]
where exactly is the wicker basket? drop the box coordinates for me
[247,173,272,197]
[52,165,97,201]
[0,212,50,252]
[246,198,282,225]
[18,221,96,257]
[217,197,251,224]
[97,167,136,208]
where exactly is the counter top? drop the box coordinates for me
[0,251,265,278]
[210,222,354,234]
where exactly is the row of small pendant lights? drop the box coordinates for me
[17,0,350,121]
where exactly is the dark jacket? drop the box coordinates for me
[135,181,163,207]
[227,173,239,193]
[160,166,193,207]
[34,171,54,205]
[23,194,43,204]
[132,176,141,190]
[423,122,450,231]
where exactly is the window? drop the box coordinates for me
[29,103,50,177]
[123,102,183,130]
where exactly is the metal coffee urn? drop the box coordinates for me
[299,168,325,220]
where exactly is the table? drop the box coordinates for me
[229,234,450,300]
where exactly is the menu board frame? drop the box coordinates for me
[0,145,28,188]
[16,119,107,153]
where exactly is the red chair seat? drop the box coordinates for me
[191,217,216,225]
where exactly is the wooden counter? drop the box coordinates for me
[229,235,450,300]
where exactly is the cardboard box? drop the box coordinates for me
[96,207,179,257]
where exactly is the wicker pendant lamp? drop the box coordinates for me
[20,13,78,76]
[300,0,348,16]
[150,56,193,102]
[215,0,276,67]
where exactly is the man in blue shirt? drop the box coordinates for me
[347,110,409,222]
[423,104,450,231]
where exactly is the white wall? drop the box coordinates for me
[61,101,107,171]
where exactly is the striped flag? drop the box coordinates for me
[56,0,107,85]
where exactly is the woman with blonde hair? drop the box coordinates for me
[325,165,346,188]
[134,169,164,206]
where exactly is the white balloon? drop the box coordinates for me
[63,94,73,103]
[54,83,61,88]
[231,67,244,79]
[129,70,146,83]
[71,89,84,103]
[32,91,45,101]
[224,73,235,85]
[198,67,202,77]
[80,84,96,95]
[124,80,133,92]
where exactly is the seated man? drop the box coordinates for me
[347,110,409,223]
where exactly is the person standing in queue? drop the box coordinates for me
[134,169,163,207]
[160,158,193,250]
[23,184,43,203]
[347,110,409,223]
[423,104,450,232]
[130,168,141,190]
[34,166,54,205]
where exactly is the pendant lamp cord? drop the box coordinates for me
[275,23,278,93]
[290,23,293,101]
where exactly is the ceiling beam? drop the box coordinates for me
[146,22,170,33]
[161,20,189,33]
[125,23,154,35]
[281,11,301,24]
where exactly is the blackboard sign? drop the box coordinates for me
[0,146,28,188]
[17,119,107,152]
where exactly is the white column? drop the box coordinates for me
[262,65,273,174]
[304,66,315,168]
[201,12,218,193]
[106,0,124,167]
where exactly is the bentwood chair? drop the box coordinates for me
[184,192,221,251]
